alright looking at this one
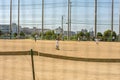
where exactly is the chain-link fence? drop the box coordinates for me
[0,0,120,80]
[0,0,120,41]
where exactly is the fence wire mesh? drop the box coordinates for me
[0,0,120,80]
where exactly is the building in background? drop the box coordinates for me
[22,27,50,35]
[0,23,21,34]
[89,31,94,38]
[54,27,63,34]
[63,31,76,36]
[0,24,9,33]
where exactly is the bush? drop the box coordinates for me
[103,30,117,41]
[70,36,77,41]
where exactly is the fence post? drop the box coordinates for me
[30,49,36,80]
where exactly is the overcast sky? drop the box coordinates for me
[0,0,120,34]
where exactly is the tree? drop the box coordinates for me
[0,30,2,36]
[97,32,103,40]
[13,33,17,37]
[45,30,53,35]
[103,30,116,41]
[31,32,38,38]
[77,32,85,40]
[44,30,56,40]
[20,31,25,38]
[78,32,84,37]
[97,32,102,37]
[85,32,90,40]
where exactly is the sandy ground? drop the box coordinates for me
[0,39,119,58]
[0,55,120,80]
[0,39,120,80]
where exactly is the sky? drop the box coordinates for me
[0,0,120,34]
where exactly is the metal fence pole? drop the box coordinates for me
[111,0,114,41]
[95,0,97,38]
[68,0,70,40]
[70,2,72,37]
[118,0,120,41]
[62,16,64,40]
[111,0,114,32]
[10,0,12,39]
[30,49,36,80]
[18,0,20,37]
[42,0,44,40]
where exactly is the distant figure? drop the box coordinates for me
[56,34,60,50]
[112,36,115,41]
[78,37,80,41]
[95,38,99,45]
[34,34,37,42]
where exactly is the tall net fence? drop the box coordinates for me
[0,0,120,80]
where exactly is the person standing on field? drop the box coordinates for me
[56,34,60,50]
[95,38,99,45]
[34,34,37,42]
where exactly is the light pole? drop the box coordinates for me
[70,2,72,37]
[94,0,97,38]
[111,0,114,41]
[61,16,64,40]
[18,0,20,37]
[68,0,71,40]
[111,0,114,32]
[42,0,44,40]
[68,0,70,40]
[10,0,12,39]
[118,0,120,41]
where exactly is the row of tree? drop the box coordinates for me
[31,29,118,41]
[0,30,25,39]
[0,29,119,41]
[97,30,117,41]
[76,30,117,41]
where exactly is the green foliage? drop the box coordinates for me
[77,32,84,37]
[97,32,102,37]
[42,30,57,40]
[31,32,38,38]
[70,35,77,40]
[45,35,51,40]
[77,32,90,41]
[97,32,103,40]
[118,34,120,42]
[52,34,57,40]
[64,36,67,40]
[20,31,25,37]
[85,32,90,40]
[45,30,53,35]
[13,33,17,37]
[0,30,2,36]
[103,30,117,41]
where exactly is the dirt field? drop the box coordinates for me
[0,39,120,80]
[0,55,120,80]
[0,39,119,58]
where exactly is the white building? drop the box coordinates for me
[64,31,76,36]
[22,27,51,35]
[0,25,9,33]
[54,27,63,34]
[0,23,20,34]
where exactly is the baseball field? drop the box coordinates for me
[0,39,119,58]
[0,39,120,80]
